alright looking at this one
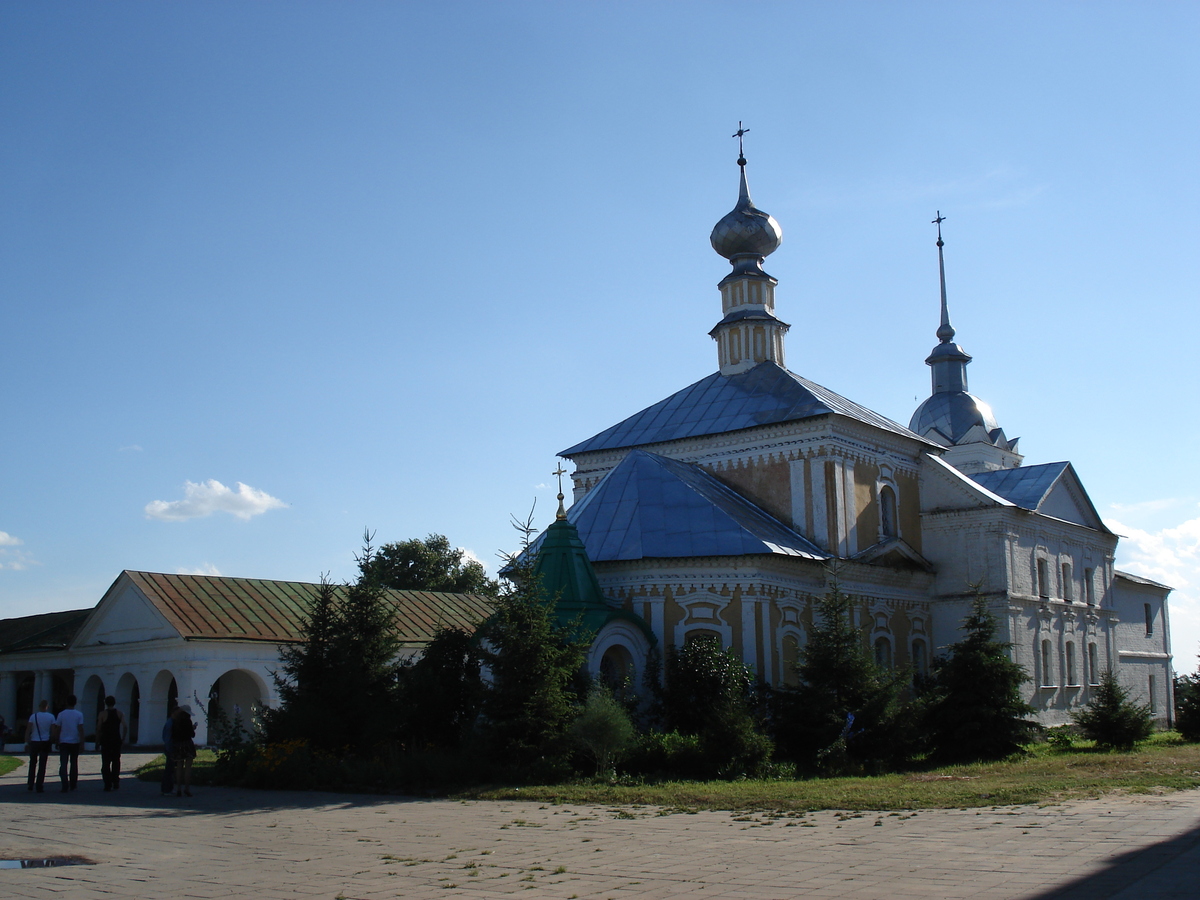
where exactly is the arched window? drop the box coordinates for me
[1144,603,1154,636]
[1088,643,1099,685]
[879,486,897,539]
[1084,568,1095,605]
[1062,563,1073,601]
[781,634,801,687]
[874,636,893,670]
[1065,642,1077,686]
[911,639,928,680]
[1037,559,1050,598]
[1041,640,1054,686]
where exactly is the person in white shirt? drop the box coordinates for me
[54,694,86,792]
[25,699,56,793]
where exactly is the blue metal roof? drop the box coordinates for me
[561,362,924,456]
[526,449,827,563]
[969,462,1070,510]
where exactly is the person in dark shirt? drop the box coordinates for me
[96,696,127,792]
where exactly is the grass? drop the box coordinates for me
[459,734,1200,811]
[134,749,220,785]
[0,755,23,777]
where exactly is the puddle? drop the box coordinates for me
[0,857,92,869]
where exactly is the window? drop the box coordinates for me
[1145,603,1154,636]
[1149,675,1157,713]
[1084,568,1095,605]
[1062,563,1073,601]
[874,636,893,670]
[1065,642,1077,686]
[1041,640,1054,686]
[1037,559,1049,598]
[879,486,897,539]
[1088,643,1099,685]
[911,639,928,680]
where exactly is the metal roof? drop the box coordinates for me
[561,361,925,456]
[527,449,826,563]
[0,609,92,655]
[968,462,1070,511]
[123,571,494,647]
[909,390,1001,445]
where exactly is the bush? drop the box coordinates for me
[621,731,707,780]
[1073,671,1154,751]
[570,686,636,775]
[1175,673,1200,742]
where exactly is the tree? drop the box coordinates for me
[265,533,401,752]
[570,685,636,775]
[397,626,484,752]
[362,533,495,594]
[922,595,1038,762]
[662,635,773,777]
[1073,670,1154,750]
[476,573,591,768]
[1175,672,1200,742]
[778,577,908,773]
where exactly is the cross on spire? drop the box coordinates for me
[932,211,946,246]
[732,121,749,163]
[553,463,568,520]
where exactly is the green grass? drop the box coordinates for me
[0,755,23,777]
[459,733,1200,811]
[134,749,220,785]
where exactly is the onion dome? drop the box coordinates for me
[710,157,782,273]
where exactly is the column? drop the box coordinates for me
[740,598,758,673]
[842,461,857,555]
[759,602,774,684]
[831,459,848,556]
[789,458,807,537]
[0,670,16,726]
[811,458,829,551]
[33,670,53,710]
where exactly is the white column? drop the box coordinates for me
[789,458,807,537]
[33,671,53,710]
[811,458,829,551]
[842,461,857,556]
[174,667,209,746]
[0,671,16,726]
[831,459,848,556]
[759,602,774,684]
[740,598,758,673]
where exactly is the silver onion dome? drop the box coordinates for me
[910,391,1000,445]
[710,160,783,261]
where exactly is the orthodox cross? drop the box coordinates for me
[552,463,567,495]
[732,121,750,159]
[932,211,946,242]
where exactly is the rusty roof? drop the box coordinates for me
[0,608,93,654]
[122,571,494,647]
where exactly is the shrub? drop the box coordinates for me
[1175,673,1200,742]
[570,685,636,775]
[1073,671,1154,751]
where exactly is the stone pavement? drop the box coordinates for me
[3,753,1200,899]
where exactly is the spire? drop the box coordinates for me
[708,125,789,376]
[933,211,955,343]
[553,462,568,520]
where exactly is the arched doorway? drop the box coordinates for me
[116,673,141,744]
[81,675,106,734]
[207,669,266,744]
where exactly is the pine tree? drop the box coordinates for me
[397,626,483,751]
[1176,672,1200,742]
[781,577,908,773]
[1073,670,1154,750]
[922,595,1038,762]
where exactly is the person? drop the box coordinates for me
[25,700,55,792]
[160,708,175,796]
[170,705,197,797]
[96,696,127,792]
[54,694,85,792]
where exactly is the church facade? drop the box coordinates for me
[552,151,1174,726]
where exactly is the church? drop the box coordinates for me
[536,144,1174,727]
[0,144,1175,742]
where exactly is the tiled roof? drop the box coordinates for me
[525,450,826,563]
[0,609,92,654]
[124,571,494,647]
[969,462,1071,511]
[561,361,924,456]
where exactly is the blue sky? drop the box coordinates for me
[2,2,1198,668]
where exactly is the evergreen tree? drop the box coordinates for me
[397,626,483,751]
[1073,670,1154,750]
[1175,672,1200,742]
[922,595,1038,762]
[477,574,590,768]
[265,533,402,752]
[779,577,908,773]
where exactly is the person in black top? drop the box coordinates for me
[97,696,127,791]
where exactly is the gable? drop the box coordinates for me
[1037,475,1106,530]
[919,453,1012,513]
[970,462,1109,532]
[73,578,179,647]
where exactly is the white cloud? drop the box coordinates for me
[145,480,288,522]
[1109,511,1200,672]
[176,563,222,576]
[119,444,143,453]
[0,532,34,570]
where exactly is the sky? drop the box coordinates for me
[2,2,1198,669]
